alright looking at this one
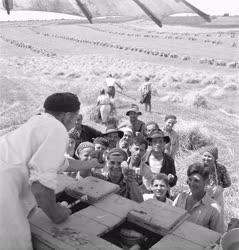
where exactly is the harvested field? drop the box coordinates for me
[0,15,238,222]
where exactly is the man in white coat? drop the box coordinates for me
[0,92,101,249]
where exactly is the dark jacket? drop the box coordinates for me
[142,150,177,187]
[69,125,102,159]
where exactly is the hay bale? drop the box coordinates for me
[177,122,213,152]
[183,92,209,108]
[223,83,238,91]
[160,92,182,103]
[227,61,237,68]
[200,85,220,96]
[201,75,222,86]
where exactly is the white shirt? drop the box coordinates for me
[0,113,69,190]
[106,77,116,87]
[149,154,163,174]
[0,113,69,249]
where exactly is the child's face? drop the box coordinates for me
[152,179,168,199]
[107,155,124,179]
[165,118,176,131]
[79,148,94,161]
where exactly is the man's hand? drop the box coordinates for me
[31,181,71,224]
[53,203,71,224]
[168,174,175,182]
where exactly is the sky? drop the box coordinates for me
[0,0,238,21]
[189,0,239,15]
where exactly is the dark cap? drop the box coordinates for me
[44,92,80,113]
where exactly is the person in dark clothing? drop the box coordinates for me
[69,114,102,158]
[142,130,177,189]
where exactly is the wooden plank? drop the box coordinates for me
[56,174,78,194]
[77,206,124,229]
[31,223,121,250]
[30,208,108,236]
[172,221,221,248]
[127,199,188,235]
[65,176,120,203]
[94,193,138,219]
[31,224,78,250]
[150,234,204,250]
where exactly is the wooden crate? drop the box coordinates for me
[94,193,138,219]
[65,176,120,203]
[127,198,188,235]
[150,234,205,250]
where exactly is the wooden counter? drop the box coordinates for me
[30,175,221,250]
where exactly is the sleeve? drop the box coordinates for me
[171,133,179,158]
[209,203,225,233]
[168,156,177,187]
[140,163,153,191]
[172,193,184,208]
[220,164,231,188]
[28,126,68,191]
[128,182,144,203]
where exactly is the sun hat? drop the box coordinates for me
[44,92,80,113]
[103,124,124,138]
[147,130,170,144]
[126,104,142,116]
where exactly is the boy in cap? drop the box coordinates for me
[162,114,179,159]
[93,148,143,203]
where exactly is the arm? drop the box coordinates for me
[220,164,231,188]
[167,157,178,187]
[31,181,71,224]
[128,181,144,203]
[209,203,225,233]
[67,158,103,172]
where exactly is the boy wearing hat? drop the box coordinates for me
[103,124,124,149]
[163,115,179,159]
[93,148,143,203]
[142,130,177,189]
[126,104,146,137]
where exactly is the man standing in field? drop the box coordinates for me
[106,73,123,99]
[163,115,179,159]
